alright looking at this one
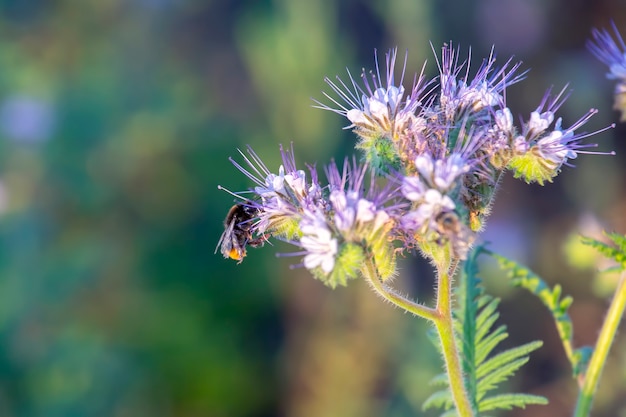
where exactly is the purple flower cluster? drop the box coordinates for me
[218,38,616,286]
[219,144,399,287]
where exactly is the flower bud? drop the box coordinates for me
[508,148,558,185]
[313,243,365,288]
[366,220,397,281]
[356,136,401,174]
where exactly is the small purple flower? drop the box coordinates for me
[300,209,338,274]
[588,22,626,81]
[588,22,626,121]
[516,87,613,167]
[437,44,525,120]
[421,153,470,191]
[224,143,320,236]
[494,108,514,132]
[400,189,455,233]
[402,175,427,201]
[485,107,517,157]
[315,48,428,140]
[325,158,398,235]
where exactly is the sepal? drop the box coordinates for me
[508,148,558,185]
[312,243,365,289]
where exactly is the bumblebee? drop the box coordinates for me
[435,211,475,260]
[215,203,265,263]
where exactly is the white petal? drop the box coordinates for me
[402,176,425,201]
[320,256,335,274]
[347,109,367,125]
[423,189,444,204]
[356,199,376,223]
[367,99,388,118]
[415,154,434,179]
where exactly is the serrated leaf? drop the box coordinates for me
[560,295,573,310]
[479,393,548,411]
[478,357,531,394]
[581,233,626,269]
[423,389,453,411]
[475,328,508,365]
[477,340,542,379]
[429,373,450,387]
[475,299,501,342]
[607,232,626,252]
[490,251,577,372]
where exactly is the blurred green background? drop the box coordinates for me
[0,1,625,416]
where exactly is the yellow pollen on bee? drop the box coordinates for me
[229,248,245,261]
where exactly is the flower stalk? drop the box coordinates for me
[434,262,477,417]
[363,253,476,417]
[362,257,438,322]
[574,271,626,417]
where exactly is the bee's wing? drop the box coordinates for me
[214,219,236,255]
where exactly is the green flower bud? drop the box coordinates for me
[508,149,558,185]
[313,243,365,289]
[366,221,397,281]
[356,135,401,174]
[268,216,301,240]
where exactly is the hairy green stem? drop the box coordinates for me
[574,271,626,417]
[435,263,477,417]
[561,330,576,376]
[362,256,476,417]
[362,258,437,321]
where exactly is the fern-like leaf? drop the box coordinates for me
[479,393,548,412]
[423,246,547,416]
[423,388,454,411]
[581,232,626,270]
[428,372,451,387]
[477,341,542,394]
[488,250,590,377]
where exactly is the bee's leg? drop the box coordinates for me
[248,234,268,248]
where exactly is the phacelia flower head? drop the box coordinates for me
[218,40,614,283]
[588,22,626,121]
[437,44,525,122]
[307,158,398,285]
[507,87,615,185]
[226,143,319,240]
[315,48,431,174]
[313,42,613,257]
[316,48,425,141]
[220,145,399,287]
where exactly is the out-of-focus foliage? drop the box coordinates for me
[0,1,624,417]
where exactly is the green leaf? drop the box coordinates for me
[428,373,451,387]
[475,327,508,366]
[477,343,543,395]
[581,233,626,270]
[478,393,549,411]
[477,341,543,381]
[423,389,454,411]
[489,251,581,375]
